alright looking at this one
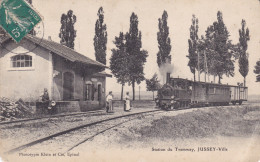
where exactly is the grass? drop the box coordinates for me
[136,105,260,140]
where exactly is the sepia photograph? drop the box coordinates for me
[0,0,260,161]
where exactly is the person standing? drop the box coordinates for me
[42,88,49,102]
[41,88,50,114]
[124,92,131,111]
[106,91,114,113]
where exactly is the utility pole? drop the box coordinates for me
[204,50,208,82]
[139,86,141,100]
[238,83,240,103]
[197,51,200,82]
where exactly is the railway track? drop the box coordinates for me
[0,110,104,125]
[4,104,248,154]
[66,110,164,152]
[2,103,247,126]
[6,109,162,154]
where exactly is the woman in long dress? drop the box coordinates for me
[124,92,131,111]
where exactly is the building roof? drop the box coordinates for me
[171,77,247,88]
[94,71,112,77]
[0,35,106,68]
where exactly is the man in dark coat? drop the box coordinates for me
[41,88,50,114]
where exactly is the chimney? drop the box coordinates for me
[48,36,52,41]
[166,72,171,84]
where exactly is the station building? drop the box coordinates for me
[0,35,111,112]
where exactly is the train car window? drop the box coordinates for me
[209,87,214,94]
[196,88,199,97]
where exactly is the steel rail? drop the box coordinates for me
[6,109,161,154]
[66,111,163,152]
[0,110,104,125]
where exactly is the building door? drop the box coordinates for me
[85,83,92,101]
[63,72,74,100]
[98,84,102,102]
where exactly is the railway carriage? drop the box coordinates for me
[191,81,231,107]
[156,73,248,110]
[230,85,248,105]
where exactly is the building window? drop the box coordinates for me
[91,84,96,101]
[85,84,92,101]
[11,55,32,68]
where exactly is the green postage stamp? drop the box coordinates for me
[0,0,42,42]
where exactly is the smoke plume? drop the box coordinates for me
[159,59,174,84]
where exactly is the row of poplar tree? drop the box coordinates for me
[21,0,260,100]
[187,12,250,86]
[56,8,259,100]
[145,11,254,100]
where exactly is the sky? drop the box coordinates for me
[13,0,260,95]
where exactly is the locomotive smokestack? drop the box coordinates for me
[166,72,171,84]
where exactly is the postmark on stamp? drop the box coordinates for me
[0,0,42,42]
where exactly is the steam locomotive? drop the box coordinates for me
[155,73,248,110]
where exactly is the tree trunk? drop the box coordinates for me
[121,84,124,100]
[218,74,221,84]
[132,80,135,101]
[193,73,196,81]
[152,91,154,100]
[244,77,246,87]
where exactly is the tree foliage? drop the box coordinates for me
[204,25,219,77]
[254,60,260,82]
[204,11,235,83]
[94,7,107,65]
[238,19,250,86]
[146,73,161,100]
[110,32,129,100]
[157,11,171,67]
[187,15,199,81]
[125,13,148,100]
[197,36,208,74]
[59,10,77,49]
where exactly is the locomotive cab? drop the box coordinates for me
[157,73,192,110]
[157,84,176,110]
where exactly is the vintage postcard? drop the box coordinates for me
[0,0,260,161]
